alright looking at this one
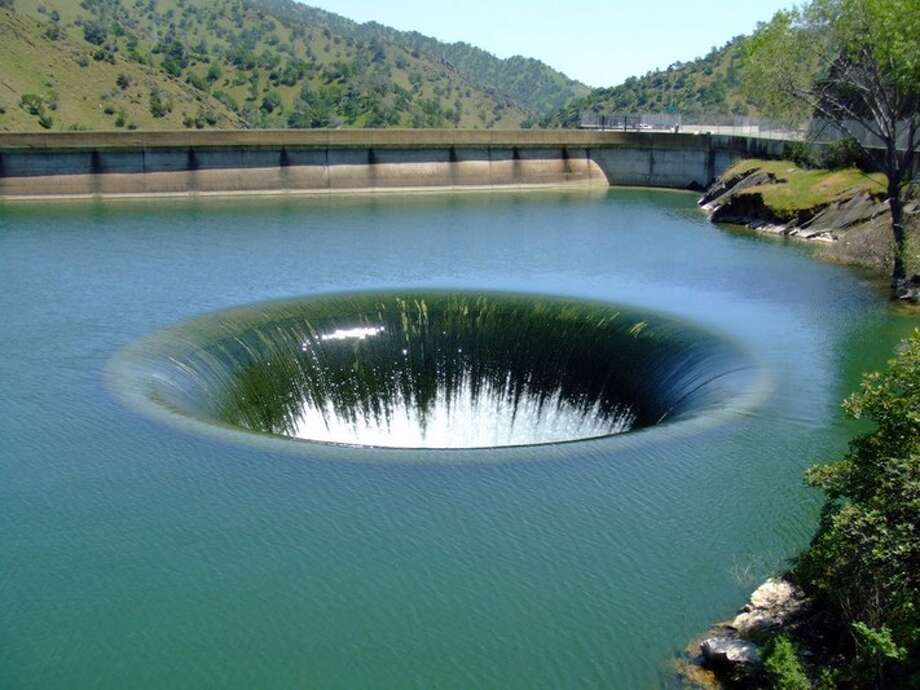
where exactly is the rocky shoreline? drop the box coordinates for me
[677,578,811,689]
[699,163,920,301]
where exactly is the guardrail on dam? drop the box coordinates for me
[0,129,790,199]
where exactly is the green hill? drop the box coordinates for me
[0,0,537,131]
[541,37,756,127]
[257,0,591,115]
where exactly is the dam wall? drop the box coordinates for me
[0,130,791,199]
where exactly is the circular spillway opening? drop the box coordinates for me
[111,291,759,451]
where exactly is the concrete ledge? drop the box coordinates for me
[0,130,794,199]
[0,129,739,152]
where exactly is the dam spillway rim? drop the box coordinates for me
[106,289,770,464]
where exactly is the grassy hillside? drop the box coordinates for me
[0,0,533,132]
[542,37,755,127]
[257,0,591,116]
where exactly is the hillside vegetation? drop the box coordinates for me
[542,37,756,127]
[0,0,535,131]
[257,0,591,116]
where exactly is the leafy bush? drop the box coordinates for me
[82,21,107,46]
[817,138,869,171]
[260,90,282,114]
[763,635,810,690]
[44,24,63,41]
[185,71,208,92]
[782,141,815,170]
[161,55,183,77]
[116,73,132,90]
[0,0,14,9]
[149,89,172,118]
[782,138,869,172]
[851,622,907,688]
[799,329,920,688]
[19,93,44,115]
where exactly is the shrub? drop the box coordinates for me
[206,63,222,83]
[782,141,815,169]
[782,138,869,172]
[799,330,920,688]
[762,635,810,690]
[82,21,107,46]
[816,137,869,171]
[19,93,44,115]
[149,89,172,118]
[850,622,907,688]
[0,0,14,9]
[116,73,132,90]
[259,90,282,114]
[185,71,208,92]
[161,55,182,78]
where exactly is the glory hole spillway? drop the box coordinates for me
[110,291,759,454]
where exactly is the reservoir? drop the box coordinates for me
[0,188,914,689]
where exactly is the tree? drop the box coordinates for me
[762,635,811,690]
[206,63,222,83]
[743,0,920,299]
[798,329,920,688]
[82,20,107,46]
[259,90,282,114]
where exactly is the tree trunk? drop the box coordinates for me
[889,193,907,294]
[886,162,909,299]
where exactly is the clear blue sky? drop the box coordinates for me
[307,0,798,87]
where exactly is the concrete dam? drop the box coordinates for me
[0,130,790,199]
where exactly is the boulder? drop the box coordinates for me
[732,577,807,638]
[701,634,760,668]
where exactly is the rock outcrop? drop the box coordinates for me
[732,577,808,639]
[700,164,920,301]
[681,577,809,688]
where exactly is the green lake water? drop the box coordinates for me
[1,189,915,689]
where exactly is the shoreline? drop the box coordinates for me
[698,160,919,302]
[0,179,609,203]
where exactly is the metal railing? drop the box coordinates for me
[578,113,806,140]
[579,112,915,151]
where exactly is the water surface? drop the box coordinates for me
[0,189,914,689]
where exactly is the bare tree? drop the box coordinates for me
[744,0,919,299]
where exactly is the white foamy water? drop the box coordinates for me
[291,376,636,448]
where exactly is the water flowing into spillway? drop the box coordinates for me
[112,291,758,451]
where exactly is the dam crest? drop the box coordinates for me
[0,130,791,199]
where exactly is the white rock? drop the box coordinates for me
[701,635,760,667]
[732,578,805,637]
